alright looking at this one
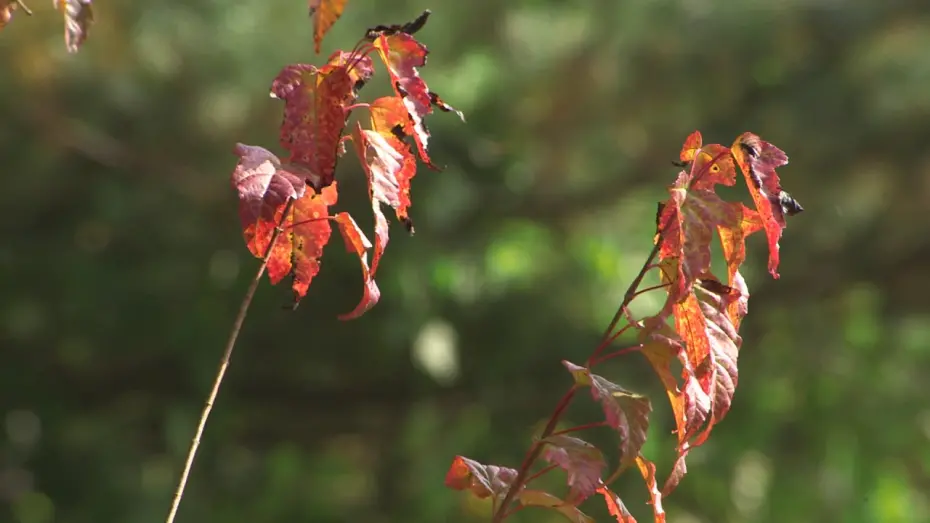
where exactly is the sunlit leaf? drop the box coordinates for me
[636,456,666,522]
[596,485,636,523]
[333,212,380,320]
[445,456,518,500]
[730,132,803,278]
[372,32,464,167]
[308,0,346,54]
[55,0,92,53]
[270,63,355,189]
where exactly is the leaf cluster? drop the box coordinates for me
[445,132,802,522]
[231,10,463,319]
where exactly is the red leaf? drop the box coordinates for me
[562,361,651,468]
[635,456,666,523]
[596,485,636,523]
[323,50,375,95]
[231,143,308,235]
[675,283,741,442]
[56,0,93,53]
[517,490,594,523]
[270,63,356,189]
[308,0,346,54]
[445,456,518,501]
[730,132,802,278]
[231,144,338,306]
[1,0,21,30]
[715,202,763,330]
[333,212,380,320]
[540,435,606,503]
[372,33,464,167]
[678,131,737,189]
[657,147,741,303]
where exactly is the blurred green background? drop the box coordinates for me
[2,0,929,522]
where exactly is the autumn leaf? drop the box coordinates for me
[364,9,431,40]
[372,32,464,167]
[308,0,346,54]
[657,147,740,303]
[517,490,594,523]
[562,361,651,468]
[540,435,606,503]
[270,63,356,189]
[730,132,803,278]
[323,50,374,95]
[596,485,636,523]
[715,202,763,329]
[55,0,93,53]
[350,122,416,278]
[231,143,308,231]
[636,456,666,523]
[1,0,24,30]
[445,456,518,501]
[332,212,380,320]
[678,131,737,189]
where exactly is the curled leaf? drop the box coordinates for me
[364,9,431,40]
[333,212,380,320]
[596,485,636,523]
[445,456,518,501]
[730,132,802,278]
[56,0,93,53]
[636,456,666,522]
[372,32,464,167]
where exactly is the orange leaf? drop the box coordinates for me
[333,212,380,320]
[445,456,518,500]
[730,132,803,278]
[372,32,464,167]
[596,485,636,523]
[635,456,666,523]
[308,0,346,54]
[270,63,356,189]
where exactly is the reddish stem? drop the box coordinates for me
[524,464,558,486]
[589,344,644,368]
[587,323,633,366]
[630,282,671,300]
[345,103,370,113]
[549,421,609,437]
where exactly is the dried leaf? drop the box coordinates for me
[333,212,380,320]
[596,485,636,523]
[517,490,595,523]
[308,0,347,54]
[445,456,518,501]
[270,63,355,189]
[372,32,464,167]
[730,132,802,278]
[364,9,431,40]
[540,435,606,503]
[1,0,21,30]
[636,456,666,523]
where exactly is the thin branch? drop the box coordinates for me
[14,0,33,16]
[165,198,295,523]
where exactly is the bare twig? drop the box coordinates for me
[14,0,33,15]
[165,198,295,523]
